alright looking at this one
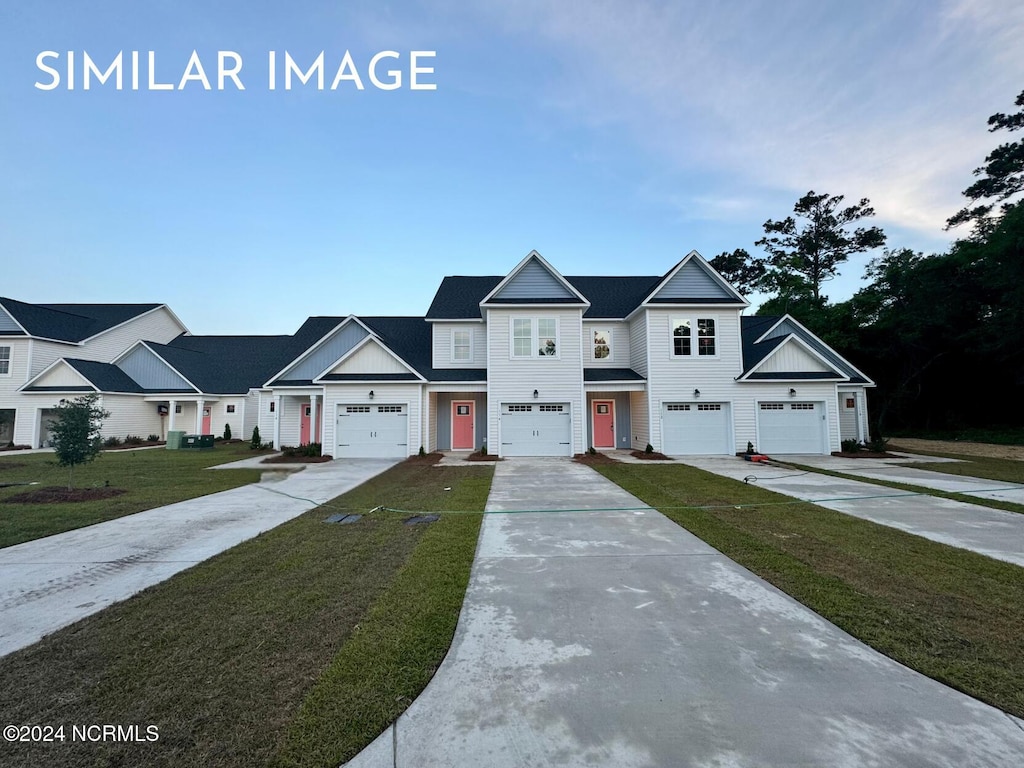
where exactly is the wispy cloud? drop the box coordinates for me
[469,0,1024,240]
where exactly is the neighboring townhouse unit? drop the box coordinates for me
[1,251,873,456]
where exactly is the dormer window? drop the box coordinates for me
[672,317,717,357]
[511,317,559,359]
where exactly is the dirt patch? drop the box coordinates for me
[889,438,1024,462]
[403,452,445,465]
[466,451,499,462]
[103,441,163,450]
[0,445,32,452]
[2,486,127,504]
[630,450,673,461]
[831,451,903,459]
[0,461,26,471]
[262,454,334,464]
[574,452,620,465]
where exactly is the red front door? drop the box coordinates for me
[300,404,321,445]
[592,400,615,449]
[201,406,212,435]
[452,401,475,450]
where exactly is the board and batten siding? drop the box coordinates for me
[581,321,630,368]
[279,322,368,382]
[328,341,410,375]
[117,345,193,390]
[431,323,487,369]
[485,308,585,456]
[757,341,834,374]
[320,383,424,457]
[31,362,92,388]
[644,309,744,452]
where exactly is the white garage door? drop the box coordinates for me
[336,404,408,458]
[662,403,732,455]
[501,403,571,457]
[757,402,826,454]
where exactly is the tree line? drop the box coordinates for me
[711,88,1024,436]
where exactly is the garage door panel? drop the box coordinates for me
[501,403,571,457]
[757,402,825,454]
[336,404,408,458]
[662,402,731,455]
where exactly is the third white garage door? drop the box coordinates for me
[500,403,571,456]
[662,402,732,455]
[757,402,826,454]
[336,404,408,458]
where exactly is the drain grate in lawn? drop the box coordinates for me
[0,461,493,768]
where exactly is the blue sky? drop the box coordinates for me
[2,1,1022,334]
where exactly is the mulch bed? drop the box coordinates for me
[574,452,620,465]
[403,452,444,465]
[262,454,334,464]
[103,441,163,450]
[831,451,904,459]
[466,451,500,462]
[1,486,127,504]
[0,445,32,452]
[630,450,673,461]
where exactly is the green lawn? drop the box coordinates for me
[596,463,1024,720]
[0,443,268,548]
[889,427,1024,445]
[897,453,1024,484]
[0,459,492,768]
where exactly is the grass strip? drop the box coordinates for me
[783,461,1024,517]
[595,463,1024,719]
[271,510,483,768]
[0,443,266,548]
[890,451,1024,485]
[0,461,492,768]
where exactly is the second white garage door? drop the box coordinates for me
[336,404,408,458]
[757,402,826,454]
[500,403,571,456]
[662,402,732,455]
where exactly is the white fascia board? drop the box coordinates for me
[738,334,846,381]
[311,335,426,383]
[424,318,484,323]
[19,358,97,392]
[640,250,749,307]
[479,250,591,307]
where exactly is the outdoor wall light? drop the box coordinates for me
[789,388,797,396]
[533,389,539,398]
[369,390,375,399]
[693,388,700,397]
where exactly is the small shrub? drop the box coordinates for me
[588,446,597,455]
[147,434,160,443]
[480,444,488,456]
[103,436,122,447]
[841,439,862,453]
[866,435,890,453]
[223,423,232,440]
[746,441,755,454]
[124,434,144,446]
[305,442,321,457]
[645,443,654,454]
[418,446,426,457]
[250,426,262,451]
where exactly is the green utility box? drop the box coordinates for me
[166,430,186,450]
[181,434,215,450]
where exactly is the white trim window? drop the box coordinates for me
[510,317,559,359]
[452,329,472,362]
[592,329,611,360]
[0,346,10,376]
[672,317,717,357]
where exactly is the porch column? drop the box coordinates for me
[195,398,205,433]
[273,395,282,450]
[309,394,319,445]
[857,392,868,443]
[168,400,177,431]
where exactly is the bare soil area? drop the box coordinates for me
[890,438,1024,461]
[2,487,127,504]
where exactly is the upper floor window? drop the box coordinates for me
[0,346,9,376]
[511,317,558,359]
[672,317,716,357]
[592,329,611,360]
[452,329,472,362]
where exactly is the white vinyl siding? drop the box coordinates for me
[320,383,423,458]
[97,395,164,441]
[629,315,648,377]
[630,390,649,450]
[487,308,584,457]
[431,323,486,369]
[243,390,261,441]
[583,321,630,367]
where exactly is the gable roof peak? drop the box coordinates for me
[480,251,590,306]
[641,250,748,306]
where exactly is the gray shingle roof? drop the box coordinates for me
[740,316,869,383]
[0,297,163,343]
[583,368,645,381]
[158,335,299,394]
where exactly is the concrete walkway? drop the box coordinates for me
[793,454,1024,505]
[0,459,397,657]
[682,456,1024,567]
[345,458,1024,768]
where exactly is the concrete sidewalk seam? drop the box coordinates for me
[480,552,723,560]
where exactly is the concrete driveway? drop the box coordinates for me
[0,459,397,658]
[681,456,1024,567]
[346,458,1024,768]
